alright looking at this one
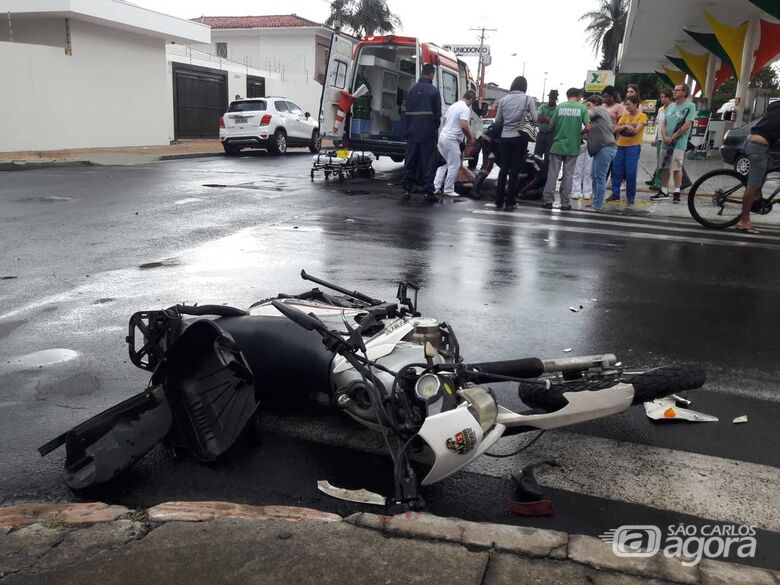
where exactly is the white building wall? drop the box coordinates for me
[0,19,170,151]
[206,28,325,116]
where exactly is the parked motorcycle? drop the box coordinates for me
[40,270,706,511]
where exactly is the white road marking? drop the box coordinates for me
[472,208,780,242]
[459,217,780,250]
[259,413,780,532]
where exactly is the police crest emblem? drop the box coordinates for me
[445,428,477,454]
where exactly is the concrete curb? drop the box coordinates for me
[0,160,93,171]
[1,503,777,584]
[157,152,224,161]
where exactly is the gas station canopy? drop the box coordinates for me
[620,0,771,73]
[620,0,780,124]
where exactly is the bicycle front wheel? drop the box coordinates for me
[688,169,746,229]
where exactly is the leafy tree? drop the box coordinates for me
[580,0,629,71]
[710,65,780,112]
[325,0,401,38]
[613,72,665,101]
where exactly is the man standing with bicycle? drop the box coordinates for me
[653,84,696,203]
[738,100,780,234]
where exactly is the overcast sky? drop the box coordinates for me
[130,0,604,97]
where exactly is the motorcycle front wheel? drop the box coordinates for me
[517,363,706,412]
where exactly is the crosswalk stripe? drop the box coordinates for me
[472,208,780,242]
[258,413,780,533]
[467,430,780,533]
[459,217,780,250]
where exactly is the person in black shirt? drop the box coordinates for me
[738,101,780,234]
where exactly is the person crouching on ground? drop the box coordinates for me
[542,87,590,210]
[434,90,476,197]
[611,95,647,206]
[494,75,537,210]
[582,95,617,212]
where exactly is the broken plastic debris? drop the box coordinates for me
[568,307,580,313]
[317,480,386,506]
[345,218,355,223]
[670,394,691,406]
[644,396,718,422]
[590,298,597,302]
[733,415,748,424]
[562,348,572,353]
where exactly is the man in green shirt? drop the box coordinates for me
[535,89,558,158]
[542,87,591,210]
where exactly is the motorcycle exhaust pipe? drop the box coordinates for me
[541,354,617,372]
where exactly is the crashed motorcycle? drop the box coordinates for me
[40,270,706,511]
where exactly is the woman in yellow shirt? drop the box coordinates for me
[610,95,647,205]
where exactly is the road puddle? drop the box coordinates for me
[5,348,79,369]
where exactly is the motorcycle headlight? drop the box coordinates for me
[415,374,442,403]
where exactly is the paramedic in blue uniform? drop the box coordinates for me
[402,63,442,199]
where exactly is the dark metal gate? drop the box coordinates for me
[246,75,266,98]
[172,64,227,139]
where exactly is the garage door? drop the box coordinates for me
[172,64,227,139]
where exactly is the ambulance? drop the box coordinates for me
[319,33,474,162]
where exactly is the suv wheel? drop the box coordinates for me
[269,130,287,155]
[734,155,750,176]
[309,129,321,153]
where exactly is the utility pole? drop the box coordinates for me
[470,26,496,102]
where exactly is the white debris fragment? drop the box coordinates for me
[569,307,580,313]
[733,415,748,424]
[345,218,355,223]
[644,396,718,422]
[563,348,572,352]
[590,298,597,302]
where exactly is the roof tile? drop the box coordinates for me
[192,14,323,29]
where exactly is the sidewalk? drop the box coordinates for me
[1,502,777,584]
[0,140,225,170]
[562,145,780,227]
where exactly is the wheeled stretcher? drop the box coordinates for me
[310,149,376,181]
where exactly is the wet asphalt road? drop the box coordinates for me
[1,151,779,568]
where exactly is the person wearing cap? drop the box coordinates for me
[535,90,558,159]
[402,63,442,200]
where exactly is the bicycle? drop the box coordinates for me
[688,165,780,228]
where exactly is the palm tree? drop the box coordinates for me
[325,0,401,38]
[580,0,629,71]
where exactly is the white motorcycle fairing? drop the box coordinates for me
[418,405,506,485]
[418,384,636,485]
[496,384,635,429]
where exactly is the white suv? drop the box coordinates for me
[219,97,321,156]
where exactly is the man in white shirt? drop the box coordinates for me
[434,90,476,196]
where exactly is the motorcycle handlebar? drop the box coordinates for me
[469,358,545,381]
